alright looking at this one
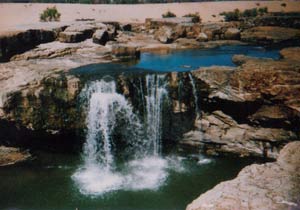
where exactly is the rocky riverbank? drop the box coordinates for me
[1,11,300,156]
[186,141,300,210]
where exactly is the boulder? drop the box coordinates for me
[196,32,208,42]
[241,26,300,45]
[59,23,95,43]
[58,31,85,43]
[186,141,300,210]
[224,27,240,40]
[107,24,118,40]
[154,25,185,44]
[0,146,31,166]
[92,29,109,45]
[111,44,140,59]
[121,23,132,31]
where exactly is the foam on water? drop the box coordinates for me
[73,155,184,195]
[72,76,174,196]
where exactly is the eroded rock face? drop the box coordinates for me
[186,141,300,210]
[0,28,61,61]
[180,111,296,158]
[0,146,31,166]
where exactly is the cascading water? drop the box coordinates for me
[145,74,168,156]
[188,73,200,120]
[72,75,181,196]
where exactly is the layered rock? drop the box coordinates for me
[0,27,63,61]
[186,141,300,210]
[179,47,300,158]
[181,111,296,158]
[59,23,94,43]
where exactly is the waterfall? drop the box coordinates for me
[72,75,178,196]
[145,74,168,156]
[82,79,144,169]
[188,73,200,119]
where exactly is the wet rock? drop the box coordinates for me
[92,29,109,45]
[0,146,31,166]
[241,26,300,45]
[186,141,300,210]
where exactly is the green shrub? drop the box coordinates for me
[162,11,176,18]
[258,7,268,15]
[40,6,61,22]
[220,7,268,21]
[183,12,201,23]
[243,8,258,17]
[220,9,240,21]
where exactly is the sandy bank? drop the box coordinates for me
[1,1,300,32]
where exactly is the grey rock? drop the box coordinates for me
[186,141,300,210]
[92,29,109,45]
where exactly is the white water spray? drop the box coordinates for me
[72,76,181,196]
[145,74,168,156]
[188,73,200,120]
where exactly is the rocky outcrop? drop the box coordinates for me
[111,44,140,59]
[0,27,63,61]
[92,29,109,45]
[186,141,300,210]
[154,25,186,44]
[181,111,296,159]
[59,23,94,43]
[179,47,300,158]
[145,17,194,30]
[241,26,300,45]
[0,146,31,166]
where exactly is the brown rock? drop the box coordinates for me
[224,27,240,40]
[0,146,31,166]
[111,44,140,59]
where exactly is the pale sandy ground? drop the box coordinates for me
[0,1,300,32]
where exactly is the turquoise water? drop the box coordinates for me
[0,152,263,210]
[135,45,280,72]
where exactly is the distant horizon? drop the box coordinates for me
[0,0,275,4]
